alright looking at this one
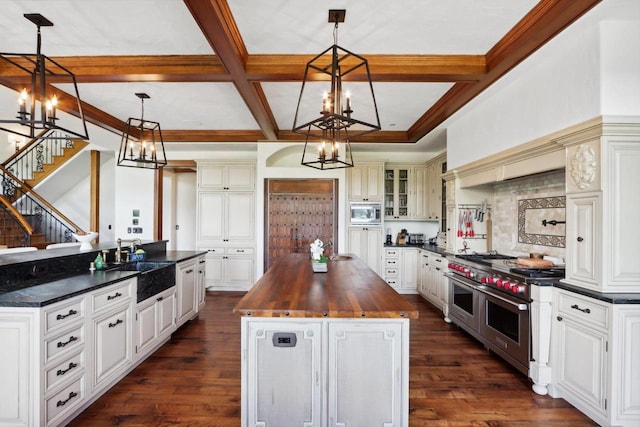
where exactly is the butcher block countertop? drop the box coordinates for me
[233,253,418,319]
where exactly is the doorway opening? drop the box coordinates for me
[264,179,337,271]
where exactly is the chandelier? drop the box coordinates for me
[293,9,381,170]
[0,13,89,140]
[117,93,167,170]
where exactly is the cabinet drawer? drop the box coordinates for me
[385,258,399,268]
[92,279,134,313]
[44,297,84,335]
[203,247,225,254]
[45,375,86,425]
[385,249,399,257]
[45,350,85,393]
[385,268,399,277]
[45,325,84,363]
[557,291,609,330]
[227,247,254,255]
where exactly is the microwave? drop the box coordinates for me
[349,202,382,225]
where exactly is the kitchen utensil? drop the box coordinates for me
[516,257,554,267]
[486,211,492,251]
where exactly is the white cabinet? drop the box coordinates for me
[551,289,640,426]
[241,317,409,427]
[418,251,429,297]
[197,161,255,191]
[400,248,418,292]
[196,255,206,311]
[204,248,255,291]
[197,192,255,244]
[384,165,428,220]
[565,193,599,287]
[197,161,256,291]
[347,227,383,276]
[347,162,384,201]
[418,250,449,314]
[135,286,176,360]
[91,280,134,394]
[561,124,640,292]
[383,247,418,293]
[176,259,198,327]
[425,154,446,220]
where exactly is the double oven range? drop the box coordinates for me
[446,253,564,375]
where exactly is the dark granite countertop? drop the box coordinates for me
[385,243,451,257]
[0,248,206,307]
[554,280,640,304]
[0,270,139,307]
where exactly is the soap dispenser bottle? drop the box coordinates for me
[94,253,104,270]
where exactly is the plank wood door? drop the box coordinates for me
[265,179,337,271]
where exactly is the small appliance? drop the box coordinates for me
[349,202,382,225]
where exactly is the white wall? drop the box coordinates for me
[446,0,640,170]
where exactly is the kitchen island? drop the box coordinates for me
[234,253,418,427]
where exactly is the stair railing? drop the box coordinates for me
[2,129,76,182]
[0,166,84,245]
[0,195,33,247]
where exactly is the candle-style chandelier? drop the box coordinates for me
[0,13,89,140]
[293,9,381,170]
[117,93,167,170]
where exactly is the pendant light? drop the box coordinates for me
[117,93,167,169]
[0,13,89,140]
[293,9,381,170]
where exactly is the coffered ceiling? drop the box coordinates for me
[0,0,603,153]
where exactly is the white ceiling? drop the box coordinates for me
[0,0,629,155]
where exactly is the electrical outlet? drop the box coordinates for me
[132,227,143,234]
[127,227,132,233]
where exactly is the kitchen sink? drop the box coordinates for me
[108,261,176,302]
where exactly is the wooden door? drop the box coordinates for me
[265,179,337,270]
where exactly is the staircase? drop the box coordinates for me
[0,130,86,248]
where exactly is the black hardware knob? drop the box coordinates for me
[557,316,563,321]
[577,237,584,242]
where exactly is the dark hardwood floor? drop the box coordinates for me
[68,292,596,426]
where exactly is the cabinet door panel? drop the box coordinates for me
[158,292,176,338]
[246,320,322,427]
[226,193,255,242]
[225,257,254,284]
[556,318,607,411]
[198,164,225,188]
[366,166,383,201]
[566,195,599,286]
[227,165,255,190]
[198,192,225,241]
[136,301,156,355]
[177,262,197,325]
[328,321,405,426]
[93,306,132,390]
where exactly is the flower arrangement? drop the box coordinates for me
[310,239,328,263]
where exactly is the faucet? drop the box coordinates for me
[116,238,142,263]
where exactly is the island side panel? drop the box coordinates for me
[240,316,410,427]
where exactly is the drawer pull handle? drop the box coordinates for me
[570,304,591,314]
[57,362,78,376]
[108,319,124,328]
[107,292,122,301]
[199,260,206,264]
[56,309,78,320]
[157,296,164,302]
[56,391,78,407]
[186,269,194,274]
[57,336,78,348]
[237,249,244,253]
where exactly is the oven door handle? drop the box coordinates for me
[478,287,529,311]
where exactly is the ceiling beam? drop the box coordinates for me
[408,0,602,142]
[184,0,279,141]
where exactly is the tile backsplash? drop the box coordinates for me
[492,170,566,258]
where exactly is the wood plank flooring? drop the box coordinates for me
[68,292,597,426]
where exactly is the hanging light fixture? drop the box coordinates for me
[117,93,167,170]
[293,9,381,170]
[0,13,89,140]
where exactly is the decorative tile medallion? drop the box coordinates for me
[517,196,566,247]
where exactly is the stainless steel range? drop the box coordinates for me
[446,253,564,375]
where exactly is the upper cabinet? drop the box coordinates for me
[197,161,255,191]
[560,120,640,293]
[347,162,384,201]
[384,165,429,220]
[425,154,446,221]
